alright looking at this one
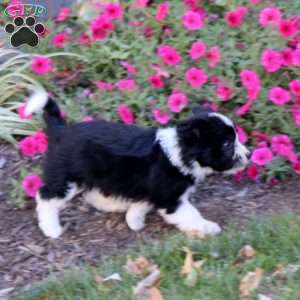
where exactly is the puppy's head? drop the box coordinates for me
[177,107,250,174]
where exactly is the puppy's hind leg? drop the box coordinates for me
[126,202,153,231]
[36,183,78,239]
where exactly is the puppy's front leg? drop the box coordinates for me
[126,202,152,231]
[158,187,221,236]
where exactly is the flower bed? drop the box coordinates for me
[2,0,300,206]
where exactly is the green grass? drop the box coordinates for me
[17,214,300,300]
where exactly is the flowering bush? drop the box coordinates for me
[3,0,300,204]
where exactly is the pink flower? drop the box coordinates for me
[31,56,53,75]
[249,0,261,4]
[281,48,294,65]
[189,41,206,60]
[278,19,297,39]
[247,164,259,181]
[155,2,170,22]
[117,104,135,124]
[225,7,247,28]
[32,131,48,154]
[216,85,233,101]
[289,80,300,96]
[55,7,71,22]
[52,32,70,48]
[233,170,244,182]
[236,126,248,144]
[157,45,181,65]
[79,33,91,45]
[22,175,43,198]
[207,46,221,68]
[240,69,261,100]
[104,3,123,20]
[149,75,164,89]
[251,147,273,166]
[268,86,291,106]
[261,49,282,73]
[116,79,136,91]
[292,106,300,125]
[153,109,171,124]
[235,100,252,116]
[203,101,219,112]
[185,67,208,88]
[271,134,293,155]
[19,136,38,157]
[293,49,300,67]
[240,69,260,90]
[90,14,114,40]
[293,161,300,175]
[17,103,32,120]
[182,11,204,31]
[259,7,281,27]
[120,61,137,75]
[94,80,114,91]
[168,92,189,113]
[131,0,150,9]
[82,116,94,122]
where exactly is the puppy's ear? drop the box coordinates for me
[192,105,213,116]
[178,118,208,144]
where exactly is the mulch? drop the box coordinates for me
[0,143,300,295]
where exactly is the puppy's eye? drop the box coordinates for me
[223,141,231,147]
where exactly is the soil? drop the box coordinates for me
[0,144,300,296]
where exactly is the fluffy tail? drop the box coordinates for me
[25,88,66,132]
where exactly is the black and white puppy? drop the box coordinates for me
[25,88,250,239]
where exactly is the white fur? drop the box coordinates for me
[36,183,78,238]
[24,87,48,116]
[156,128,212,181]
[126,202,153,231]
[209,112,234,127]
[84,189,130,212]
[158,187,221,236]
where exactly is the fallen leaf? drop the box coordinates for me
[258,294,273,300]
[126,256,153,276]
[181,247,194,276]
[239,245,256,258]
[233,245,256,266]
[271,264,285,278]
[133,268,161,300]
[185,230,206,240]
[240,268,264,298]
[181,247,206,287]
[148,287,164,300]
[94,272,122,290]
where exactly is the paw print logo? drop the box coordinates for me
[4,16,45,47]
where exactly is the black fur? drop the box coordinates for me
[39,99,238,214]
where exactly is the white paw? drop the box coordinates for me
[39,221,63,239]
[126,215,145,231]
[201,220,222,236]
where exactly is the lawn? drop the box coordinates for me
[17,214,300,300]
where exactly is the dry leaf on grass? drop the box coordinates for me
[233,245,256,266]
[258,294,273,300]
[181,247,194,276]
[125,256,155,276]
[181,247,205,287]
[184,230,206,240]
[271,264,286,278]
[148,287,164,300]
[240,268,264,298]
[94,272,122,290]
[133,268,164,300]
